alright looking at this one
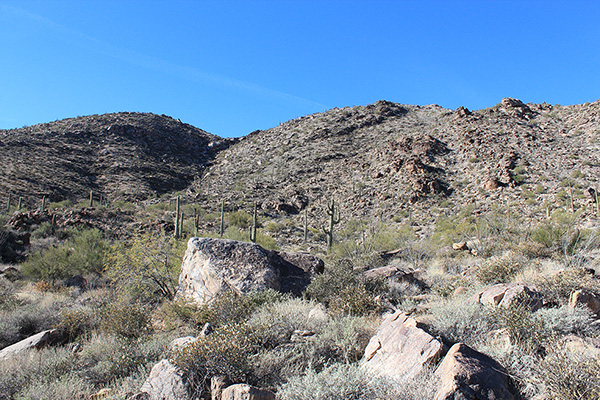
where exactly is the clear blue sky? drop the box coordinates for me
[1,1,599,137]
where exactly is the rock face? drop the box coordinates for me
[177,238,323,305]
[221,384,275,400]
[0,329,64,360]
[139,359,188,400]
[434,343,515,400]
[362,311,446,380]
[474,283,543,311]
[569,289,600,317]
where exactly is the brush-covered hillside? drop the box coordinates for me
[193,98,600,236]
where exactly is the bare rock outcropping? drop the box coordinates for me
[176,238,323,305]
[434,343,516,400]
[361,311,446,380]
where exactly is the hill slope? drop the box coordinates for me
[0,112,234,207]
[192,98,600,232]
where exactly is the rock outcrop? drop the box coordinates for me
[569,289,600,317]
[361,311,446,380]
[138,359,188,400]
[0,329,64,360]
[434,343,516,400]
[474,283,543,311]
[177,238,323,305]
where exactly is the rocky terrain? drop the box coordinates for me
[0,112,235,207]
[1,98,600,400]
[193,98,600,235]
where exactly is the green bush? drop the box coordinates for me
[476,252,528,284]
[98,300,152,339]
[22,228,108,281]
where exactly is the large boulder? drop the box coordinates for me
[138,359,188,400]
[176,238,323,305]
[361,310,446,380]
[0,329,64,360]
[473,283,543,311]
[434,343,515,400]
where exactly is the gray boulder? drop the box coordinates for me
[0,329,64,360]
[138,359,189,400]
[434,343,515,400]
[177,238,323,305]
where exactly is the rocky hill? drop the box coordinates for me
[0,112,235,207]
[192,98,600,234]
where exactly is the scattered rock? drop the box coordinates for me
[362,310,446,381]
[452,242,469,251]
[91,388,113,400]
[474,283,543,312]
[307,303,329,323]
[569,289,600,317]
[0,329,65,360]
[0,266,23,282]
[221,384,275,400]
[211,375,231,400]
[434,343,516,400]
[200,322,214,336]
[64,274,87,290]
[176,238,323,305]
[169,336,197,352]
[139,359,188,400]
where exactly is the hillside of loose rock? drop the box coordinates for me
[0,112,235,207]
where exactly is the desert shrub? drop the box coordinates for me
[540,346,600,400]
[532,266,600,305]
[22,228,108,281]
[13,374,92,400]
[535,305,600,337]
[0,346,76,400]
[229,210,252,229]
[476,252,528,284]
[430,298,497,347]
[80,332,170,386]
[98,300,152,339]
[0,277,19,311]
[0,298,67,350]
[192,289,286,329]
[57,306,99,341]
[328,283,381,316]
[492,303,546,353]
[277,363,436,400]
[105,232,184,302]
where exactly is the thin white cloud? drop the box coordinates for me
[0,3,328,110]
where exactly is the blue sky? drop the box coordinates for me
[1,1,599,137]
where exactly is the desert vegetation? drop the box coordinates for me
[1,99,600,399]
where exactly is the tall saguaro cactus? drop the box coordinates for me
[304,207,308,242]
[6,194,11,213]
[219,200,225,237]
[174,196,181,239]
[250,203,257,243]
[322,199,341,249]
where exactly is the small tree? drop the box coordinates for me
[105,233,185,301]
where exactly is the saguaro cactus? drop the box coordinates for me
[17,197,22,210]
[41,196,46,211]
[89,190,94,207]
[219,200,225,237]
[174,196,181,239]
[250,203,257,243]
[322,199,341,249]
[304,207,308,242]
[6,194,11,213]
